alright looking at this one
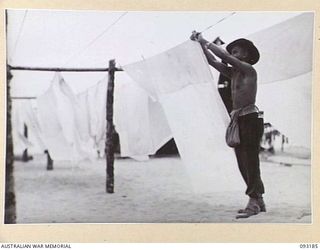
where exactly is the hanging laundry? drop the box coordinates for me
[123,40,244,193]
[12,100,32,155]
[246,13,313,148]
[20,100,46,154]
[86,77,108,154]
[147,97,172,153]
[114,81,151,160]
[114,80,172,160]
[76,90,92,143]
[37,73,96,163]
[248,13,313,84]
[76,78,108,156]
[12,100,46,155]
[257,72,312,148]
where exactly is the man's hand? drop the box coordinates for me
[190,30,201,41]
[190,31,209,46]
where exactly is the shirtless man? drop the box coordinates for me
[191,31,265,218]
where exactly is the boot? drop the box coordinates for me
[257,197,266,212]
[236,197,261,219]
[238,196,266,213]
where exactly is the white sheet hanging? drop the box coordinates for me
[86,77,108,153]
[147,98,173,153]
[12,100,46,155]
[123,40,243,193]
[247,13,313,148]
[12,100,32,155]
[257,72,312,148]
[37,73,96,163]
[77,77,108,155]
[114,80,172,160]
[76,90,91,143]
[248,13,314,84]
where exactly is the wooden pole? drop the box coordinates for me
[106,59,116,193]
[9,60,124,193]
[5,10,17,224]
[12,97,36,99]
[22,123,29,162]
[8,65,123,72]
[44,150,54,170]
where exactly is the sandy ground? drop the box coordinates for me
[13,152,311,224]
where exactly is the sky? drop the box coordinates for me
[7,10,303,96]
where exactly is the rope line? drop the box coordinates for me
[10,11,234,69]
[200,12,236,33]
[63,11,128,66]
[10,10,28,64]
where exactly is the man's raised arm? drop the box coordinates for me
[191,31,254,74]
[191,32,231,78]
[200,42,232,79]
[206,42,254,74]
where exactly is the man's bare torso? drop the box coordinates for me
[231,68,257,110]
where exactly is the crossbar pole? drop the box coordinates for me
[8,65,123,72]
[12,97,36,99]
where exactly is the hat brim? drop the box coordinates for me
[226,38,260,65]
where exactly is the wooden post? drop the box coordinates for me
[106,59,116,193]
[44,150,54,170]
[22,123,29,161]
[5,10,17,224]
[5,66,16,224]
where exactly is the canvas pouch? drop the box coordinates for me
[225,109,242,147]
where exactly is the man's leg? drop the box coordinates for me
[236,113,265,217]
[235,146,248,185]
[245,145,264,198]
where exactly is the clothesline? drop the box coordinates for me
[8,11,236,71]
[9,10,28,64]
[62,11,129,66]
[200,12,236,33]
